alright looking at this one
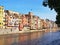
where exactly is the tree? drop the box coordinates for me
[43,0,60,27]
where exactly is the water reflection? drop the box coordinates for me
[48,39,60,45]
[36,31,60,45]
[12,31,60,45]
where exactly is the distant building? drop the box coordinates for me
[45,19,50,29]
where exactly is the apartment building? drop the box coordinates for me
[50,21,57,28]
[40,19,44,29]
[45,19,50,29]
[38,17,41,29]
[19,12,33,30]
[32,16,38,29]
[25,12,42,30]
[32,16,41,30]
[4,10,20,29]
[0,6,5,28]
[53,23,57,28]
[28,12,34,30]
[19,12,38,30]
[19,14,28,31]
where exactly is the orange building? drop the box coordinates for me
[25,12,40,30]
[19,15,28,31]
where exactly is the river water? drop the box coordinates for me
[12,30,60,45]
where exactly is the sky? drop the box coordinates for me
[0,0,57,21]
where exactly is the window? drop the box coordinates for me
[0,23,1,25]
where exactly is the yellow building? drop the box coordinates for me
[0,6,4,28]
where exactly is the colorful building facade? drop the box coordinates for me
[0,6,5,28]
[4,10,20,29]
[0,7,57,31]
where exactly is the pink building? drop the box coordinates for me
[4,10,20,29]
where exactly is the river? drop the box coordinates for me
[12,30,60,45]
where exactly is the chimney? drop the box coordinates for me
[29,12,33,15]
